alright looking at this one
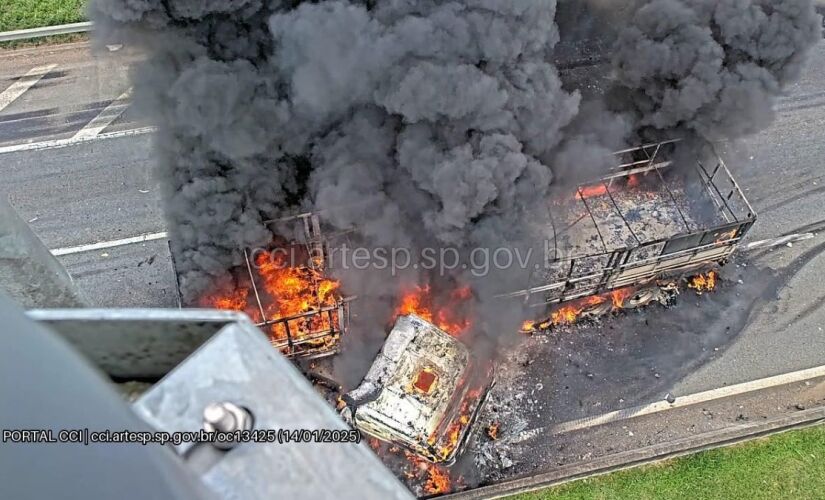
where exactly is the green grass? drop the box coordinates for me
[0,0,87,33]
[0,1,88,49]
[510,425,825,500]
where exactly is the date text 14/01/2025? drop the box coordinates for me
[239,428,361,444]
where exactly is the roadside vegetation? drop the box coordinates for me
[0,0,87,48]
[0,0,86,32]
[511,425,825,500]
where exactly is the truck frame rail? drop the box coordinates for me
[504,140,756,307]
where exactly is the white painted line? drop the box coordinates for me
[0,64,57,112]
[550,364,825,434]
[72,88,133,140]
[743,232,815,251]
[0,126,156,155]
[50,231,168,256]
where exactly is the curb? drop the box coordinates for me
[441,406,825,499]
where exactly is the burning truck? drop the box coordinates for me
[511,139,756,331]
[169,208,494,468]
[341,314,493,465]
[170,212,356,360]
[167,139,756,469]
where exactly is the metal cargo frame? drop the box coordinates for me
[504,140,756,308]
[169,212,356,360]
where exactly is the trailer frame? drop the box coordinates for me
[503,140,756,308]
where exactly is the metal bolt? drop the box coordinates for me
[202,401,253,450]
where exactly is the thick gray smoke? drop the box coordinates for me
[91,0,819,360]
[91,0,614,345]
[611,0,821,141]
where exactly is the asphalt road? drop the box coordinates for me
[0,42,170,307]
[0,38,823,493]
[0,42,143,146]
[675,50,825,393]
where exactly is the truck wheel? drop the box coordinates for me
[624,287,659,309]
[581,301,612,319]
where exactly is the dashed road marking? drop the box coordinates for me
[0,126,156,154]
[0,64,57,112]
[50,231,168,256]
[743,232,815,251]
[549,364,825,434]
[72,88,133,140]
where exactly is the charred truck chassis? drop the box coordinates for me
[170,212,355,360]
[342,314,494,465]
[502,139,756,310]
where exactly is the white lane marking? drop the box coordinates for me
[72,88,133,140]
[50,231,168,256]
[743,233,815,251]
[550,364,825,435]
[0,126,156,154]
[0,64,57,112]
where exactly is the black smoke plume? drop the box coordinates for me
[90,0,819,356]
[610,0,821,141]
[89,1,619,347]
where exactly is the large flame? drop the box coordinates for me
[254,251,341,341]
[210,287,249,311]
[395,284,472,336]
[202,249,342,350]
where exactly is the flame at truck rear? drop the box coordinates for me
[395,284,473,336]
[195,214,354,359]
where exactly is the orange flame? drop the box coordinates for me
[688,270,718,293]
[211,287,249,311]
[395,284,472,336]
[522,285,639,332]
[610,287,636,308]
[551,295,606,325]
[575,184,608,200]
[427,386,482,461]
[424,466,451,495]
[576,172,651,201]
[403,452,453,495]
[487,421,500,440]
[202,248,342,351]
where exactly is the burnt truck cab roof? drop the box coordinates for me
[342,314,492,464]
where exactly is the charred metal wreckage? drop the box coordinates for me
[166,140,757,466]
[342,314,494,464]
[171,212,355,360]
[506,139,756,327]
